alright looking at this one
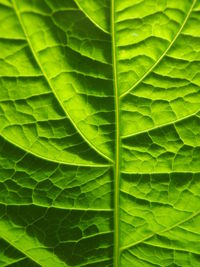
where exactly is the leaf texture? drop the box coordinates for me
[0,0,200,266]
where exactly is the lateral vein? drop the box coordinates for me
[11,0,113,164]
[119,0,197,98]
[120,209,200,252]
[73,0,110,34]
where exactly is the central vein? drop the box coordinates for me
[111,0,120,266]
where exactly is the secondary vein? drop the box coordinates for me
[11,0,113,164]
[73,0,110,34]
[120,209,200,252]
[119,0,197,99]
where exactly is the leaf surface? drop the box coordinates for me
[0,0,200,266]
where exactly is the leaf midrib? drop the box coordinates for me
[111,0,120,266]
[112,0,197,265]
[5,1,198,266]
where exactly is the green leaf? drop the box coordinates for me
[0,0,200,266]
